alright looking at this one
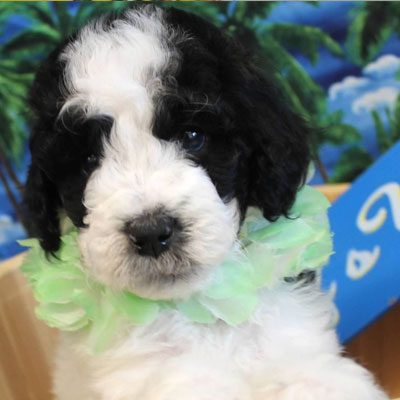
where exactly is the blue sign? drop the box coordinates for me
[322,141,400,343]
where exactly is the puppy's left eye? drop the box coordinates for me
[83,154,99,171]
[182,130,206,152]
[87,154,98,164]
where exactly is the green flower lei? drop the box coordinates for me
[20,184,332,353]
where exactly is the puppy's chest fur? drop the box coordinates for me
[53,284,337,400]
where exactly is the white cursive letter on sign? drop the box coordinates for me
[346,246,381,280]
[357,182,400,234]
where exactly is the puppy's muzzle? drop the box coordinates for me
[126,214,179,258]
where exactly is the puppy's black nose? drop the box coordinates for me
[126,216,176,258]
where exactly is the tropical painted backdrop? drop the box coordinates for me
[1,1,400,262]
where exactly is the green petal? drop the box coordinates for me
[241,208,269,235]
[17,238,39,247]
[247,215,292,241]
[20,247,47,277]
[199,293,258,325]
[245,242,276,287]
[58,232,80,262]
[34,274,86,303]
[36,302,87,330]
[257,218,317,248]
[290,185,331,217]
[87,300,121,354]
[71,290,99,320]
[177,297,215,323]
[107,290,159,326]
[204,258,254,299]
[299,232,334,268]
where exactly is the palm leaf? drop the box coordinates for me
[346,3,399,64]
[73,1,133,31]
[331,146,374,183]
[0,108,27,162]
[267,23,343,65]
[232,2,277,24]
[323,110,345,125]
[256,36,326,118]
[4,59,37,74]
[371,109,392,153]
[53,2,73,38]
[272,72,311,120]
[391,95,400,143]
[0,3,31,27]
[322,123,362,146]
[384,106,397,143]
[23,2,56,28]
[161,1,230,28]
[2,27,60,56]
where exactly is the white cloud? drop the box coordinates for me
[0,214,25,245]
[328,76,369,100]
[363,54,400,79]
[352,87,399,114]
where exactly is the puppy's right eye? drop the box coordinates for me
[86,154,98,164]
[182,130,206,152]
[82,154,100,173]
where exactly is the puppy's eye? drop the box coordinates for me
[182,130,206,152]
[86,154,98,164]
[83,154,99,172]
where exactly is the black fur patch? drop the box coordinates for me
[25,40,113,252]
[159,7,311,220]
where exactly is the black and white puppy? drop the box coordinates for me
[25,5,387,400]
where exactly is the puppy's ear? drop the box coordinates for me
[235,67,311,221]
[24,42,67,254]
[24,160,61,253]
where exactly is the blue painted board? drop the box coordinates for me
[322,141,400,342]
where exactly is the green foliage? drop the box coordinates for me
[333,95,400,183]
[371,96,400,154]
[0,49,34,164]
[322,123,362,147]
[371,110,392,154]
[331,146,374,183]
[2,2,132,58]
[338,2,400,183]
[346,2,400,65]
[267,23,343,65]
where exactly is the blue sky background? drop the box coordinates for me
[1,1,400,261]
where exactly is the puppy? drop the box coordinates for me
[25,5,388,400]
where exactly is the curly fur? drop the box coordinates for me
[24,5,388,400]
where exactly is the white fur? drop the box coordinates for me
[52,8,388,400]
[61,8,239,299]
[53,284,387,400]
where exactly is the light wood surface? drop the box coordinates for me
[0,252,58,400]
[314,182,350,203]
[347,305,400,397]
[0,184,398,399]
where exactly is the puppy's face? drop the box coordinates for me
[25,6,310,299]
